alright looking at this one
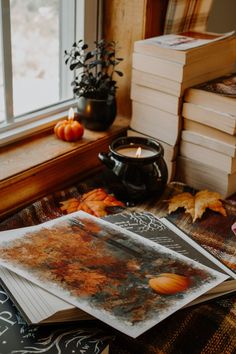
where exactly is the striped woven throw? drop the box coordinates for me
[1,175,236,354]
[164,0,213,34]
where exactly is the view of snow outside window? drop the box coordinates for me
[0,0,68,124]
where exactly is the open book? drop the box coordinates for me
[0,283,109,354]
[0,211,230,338]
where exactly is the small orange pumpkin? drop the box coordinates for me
[149,273,190,295]
[54,110,84,142]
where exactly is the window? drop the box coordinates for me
[0,0,100,144]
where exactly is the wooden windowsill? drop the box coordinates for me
[0,116,129,219]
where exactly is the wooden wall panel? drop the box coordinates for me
[103,0,168,118]
[103,0,147,118]
[144,0,169,38]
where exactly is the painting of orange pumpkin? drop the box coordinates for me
[149,273,190,295]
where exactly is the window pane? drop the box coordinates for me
[0,24,5,123]
[10,0,67,116]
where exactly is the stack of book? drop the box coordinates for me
[129,31,236,182]
[177,73,236,198]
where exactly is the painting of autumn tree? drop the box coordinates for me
[0,212,225,337]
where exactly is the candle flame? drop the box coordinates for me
[135,147,142,158]
[68,107,74,120]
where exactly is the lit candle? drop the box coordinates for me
[116,145,156,158]
[68,107,74,120]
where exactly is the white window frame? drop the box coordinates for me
[0,0,101,146]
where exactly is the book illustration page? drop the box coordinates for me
[105,211,235,278]
[196,73,236,97]
[0,211,228,338]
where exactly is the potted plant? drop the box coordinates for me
[64,39,123,131]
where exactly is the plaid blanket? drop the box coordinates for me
[164,0,213,34]
[135,182,236,276]
[1,172,236,354]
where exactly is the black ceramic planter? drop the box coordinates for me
[76,96,117,131]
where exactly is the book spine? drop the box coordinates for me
[132,69,183,96]
[183,56,236,82]
[134,41,186,64]
[176,156,235,198]
[180,141,236,173]
[184,90,236,119]
[182,103,236,135]
[132,53,183,82]
[183,118,236,146]
[130,101,181,146]
[131,83,181,115]
[181,130,236,157]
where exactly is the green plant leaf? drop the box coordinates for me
[65,38,124,98]
[115,70,123,76]
[70,61,84,70]
[85,52,94,61]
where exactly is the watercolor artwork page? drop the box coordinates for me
[0,211,228,338]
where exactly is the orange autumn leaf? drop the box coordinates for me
[193,190,227,222]
[60,188,125,217]
[167,192,195,219]
[167,189,226,222]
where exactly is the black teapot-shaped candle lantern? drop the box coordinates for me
[98,136,168,203]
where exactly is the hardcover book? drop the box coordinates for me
[0,211,228,338]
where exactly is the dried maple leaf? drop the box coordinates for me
[167,192,195,219]
[193,190,227,222]
[60,198,80,214]
[60,188,125,217]
[167,189,226,222]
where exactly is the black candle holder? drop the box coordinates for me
[98,136,168,204]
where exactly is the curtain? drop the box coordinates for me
[164,0,214,34]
